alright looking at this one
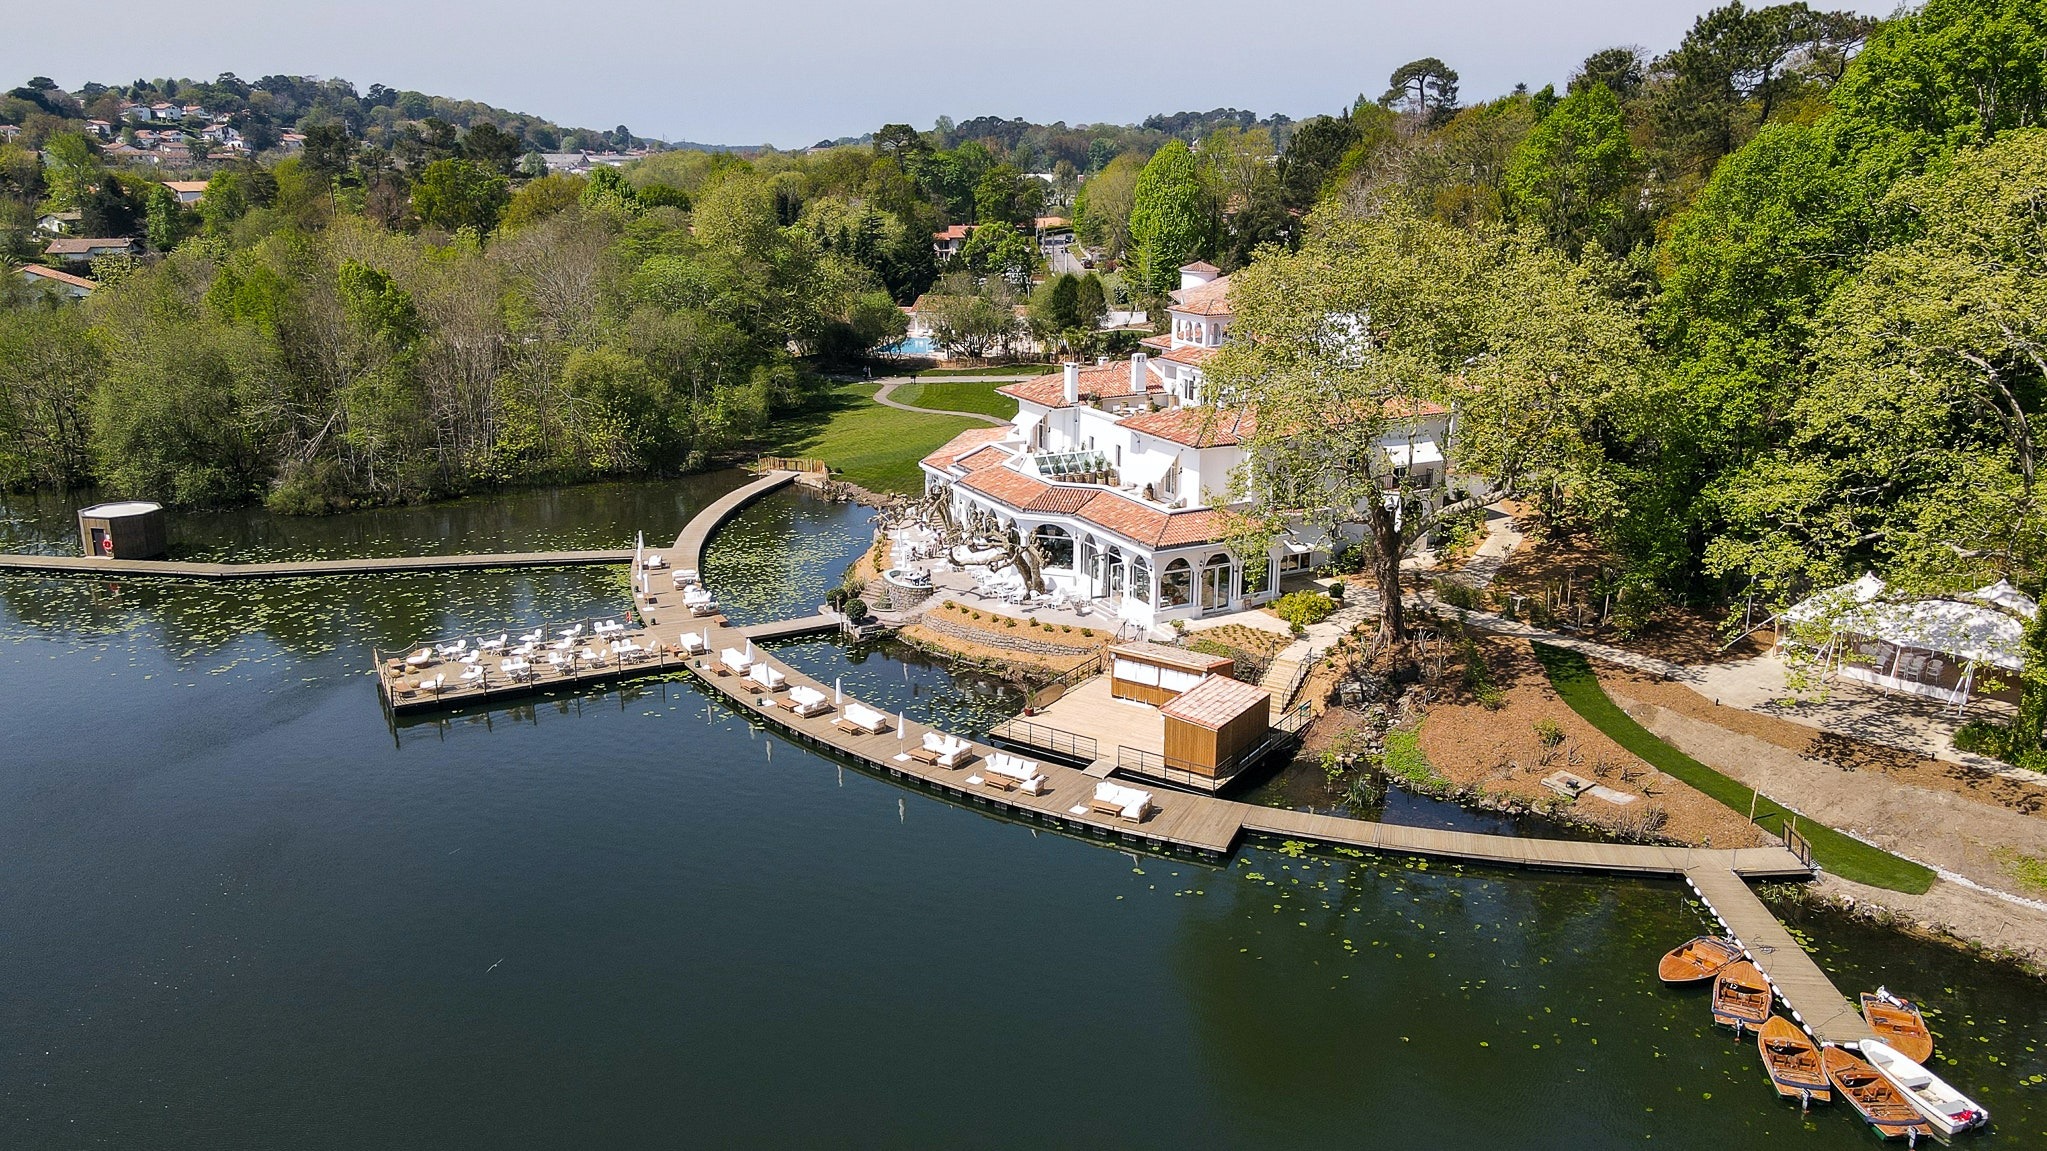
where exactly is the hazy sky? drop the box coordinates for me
[22,1,1897,146]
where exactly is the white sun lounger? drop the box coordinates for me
[720,647,752,675]
[1090,781,1154,823]
[748,663,787,691]
[983,753,1046,794]
[787,685,831,716]
[837,703,889,734]
[677,632,707,655]
[921,731,974,768]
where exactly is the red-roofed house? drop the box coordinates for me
[917,266,1457,629]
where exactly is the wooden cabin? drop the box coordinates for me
[1107,641,1232,706]
[77,500,167,559]
[1160,675,1272,781]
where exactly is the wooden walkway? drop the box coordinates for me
[0,549,634,580]
[1239,808,1811,880]
[736,614,840,641]
[1686,866,1877,1046]
[364,463,1873,1051]
[671,470,798,569]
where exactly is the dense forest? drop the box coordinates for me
[1,1,2042,647]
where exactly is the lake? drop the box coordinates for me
[2,478,2041,1147]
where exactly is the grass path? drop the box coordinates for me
[753,381,982,495]
[1533,643,1936,893]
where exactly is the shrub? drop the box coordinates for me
[1080,628,1094,638]
[1273,590,1337,629]
[846,598,870,622]
[1533,718,1566,748]
[1954,720,2007,757]
[1434,577,1480,610]
[1380,729,1448,791]
[1004,617,1017,628]
[1061,624,1072,633]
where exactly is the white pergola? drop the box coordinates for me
[1779,575,2037,713]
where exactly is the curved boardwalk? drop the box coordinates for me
[376,465,1879,1049]
[0,549,634,580]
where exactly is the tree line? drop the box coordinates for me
[1206,0,2043,759]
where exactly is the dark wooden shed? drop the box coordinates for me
[78,500,167,559]
[1160,674,1272,781]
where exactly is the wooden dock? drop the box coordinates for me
[0,548,634,580]
[1240,807,1811,879]
[1686,866,1877,1046]
[671,470,798,569]
[366,463,1878,1054]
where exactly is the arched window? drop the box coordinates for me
[1128,554,1152,604]
[1200,553,1235,613]
[1161,558,1193,608]
[1032,524,1073,569]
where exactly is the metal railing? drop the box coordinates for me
[986,718,1099,765]
[1114,701,1316,790]
[1781,822,1815,869]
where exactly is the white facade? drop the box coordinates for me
[918,263,1456,630]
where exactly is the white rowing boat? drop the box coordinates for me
[1861,1039,1989,1135]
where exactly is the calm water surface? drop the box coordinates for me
[3,482,2043,1148]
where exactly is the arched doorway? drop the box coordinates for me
[1200,553,1235,614]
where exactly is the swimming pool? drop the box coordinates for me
[884,335,937,355]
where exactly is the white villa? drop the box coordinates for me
[919,262,1455,629]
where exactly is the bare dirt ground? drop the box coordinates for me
[1594,664,2047,968]
[1415,634,1769,848]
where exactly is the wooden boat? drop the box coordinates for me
[1824,1047,1936,1142]
[1861,988,1934,1063]
[1863,1039,1990,1135]
[1659,935,1741,984]
[1711,959,1773,1033]
[1756,1016,1831,1105]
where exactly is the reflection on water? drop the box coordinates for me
[0,474,752,561]
[698,488,874,624]
[2,481,2044,1148]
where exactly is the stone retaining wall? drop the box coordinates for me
[917,611,1100,658]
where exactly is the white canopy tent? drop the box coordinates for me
[1779,575,2036,712]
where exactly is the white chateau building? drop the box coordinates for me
[919,263,1454,629]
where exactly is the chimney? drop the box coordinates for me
[1062,362,1080,405]
[1130,352,1148,393]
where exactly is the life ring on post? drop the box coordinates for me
[100,534,115,557]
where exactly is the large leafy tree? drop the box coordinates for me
[1382,58,1461,127]
[1503,83,1644,255]
[410,158,509,235]
[1707,131,2047,602]
[1208,204,1648,650]
[1127,140,1214,297]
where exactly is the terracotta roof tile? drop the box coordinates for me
[1157,344,1219,367]
[954,443,1012,472]
[1117,405,1252,447]
[1168,273,1233,316]
[997,361,1160,409]
[920,426,1011,472]
[1178,260,1221,275]
[959,465,1051,506]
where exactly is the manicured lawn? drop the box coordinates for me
[754,381,980,495]
[1532,643,1936,893]
[916,363,1055,378]
[890,380,1018,419]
